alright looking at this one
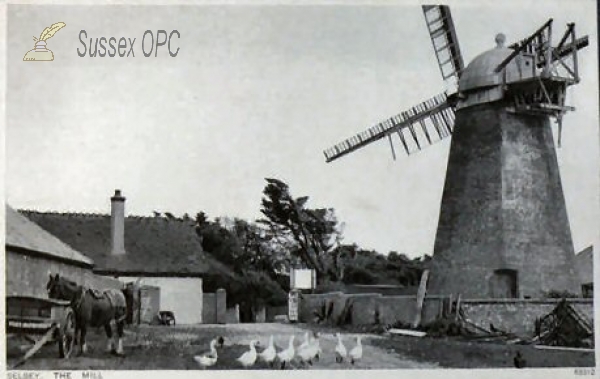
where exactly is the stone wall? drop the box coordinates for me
[300,291,428,326]
[225,305,240,323]
[460,299,594,336]
[266,305,288,321]
[300,291,594,338]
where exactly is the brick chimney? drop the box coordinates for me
[110,189,126,255]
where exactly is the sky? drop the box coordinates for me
[5,1,599,258]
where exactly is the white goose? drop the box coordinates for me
[349,335,363,365]
[193,338,220,369]
[277,335,296,369]
[258,335,277,367]
[298,331,310,350]
[237,340,260,368]
[297,332,320,366]
[314,332,323,361]
[334,333,347,363]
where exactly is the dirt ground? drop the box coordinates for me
[7,322,595,370]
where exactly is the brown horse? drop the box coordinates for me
[46,274,127,356]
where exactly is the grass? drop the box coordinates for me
[370,334,596,368]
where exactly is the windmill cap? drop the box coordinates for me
[458,44,514,92]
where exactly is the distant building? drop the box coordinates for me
[21,190,233,324]
[575,246,594,298]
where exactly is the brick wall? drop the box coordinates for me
[429,104,580,298]
[300,292,424,326]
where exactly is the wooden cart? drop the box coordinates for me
[6,295,76,368]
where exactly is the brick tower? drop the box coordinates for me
[322,8,588,299]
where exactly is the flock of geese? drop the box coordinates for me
[194,332,363,369]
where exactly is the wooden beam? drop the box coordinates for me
[412,269,429,328]
[495,19,553,73]
[388,134,397,160]
[534,345,594,353]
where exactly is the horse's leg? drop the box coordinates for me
[116,319,125,355]
[104,323,115,353]
[79,325,88,355]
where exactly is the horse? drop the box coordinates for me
[46,274,127,356]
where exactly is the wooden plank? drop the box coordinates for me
[454,294,462,321]
[389,329,427,338]
[412,269,429,328]
[534,345,595,353]
[11,324,58,369]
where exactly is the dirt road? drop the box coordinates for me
[8,323,437,370]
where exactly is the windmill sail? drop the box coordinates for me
[323,93,454,163]
[422,5,464,92]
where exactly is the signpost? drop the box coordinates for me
[288,268,316,322]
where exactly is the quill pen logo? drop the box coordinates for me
[23,22,66,61]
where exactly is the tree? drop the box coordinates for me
[194,213,288,308]
[259,178,343,282]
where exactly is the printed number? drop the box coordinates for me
[574,368,595,376]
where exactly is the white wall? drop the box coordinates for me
[118,276,203,324]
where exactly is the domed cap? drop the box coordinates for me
[458,34,517,92]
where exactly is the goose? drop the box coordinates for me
[334,333,347,363]
[258,335,277,367]
[237,340,260,368]
[298,331,310,350]
[297,332,320,366]
[313,332,322,361]
[193,338,220,369]
[349,336,363,365]
[277,335,296,369]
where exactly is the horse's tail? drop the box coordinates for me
[105,289,128,324]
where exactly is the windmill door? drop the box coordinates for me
[489,269,518,298]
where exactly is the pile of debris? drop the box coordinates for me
[534,299,594,348]
[424,296,594,349]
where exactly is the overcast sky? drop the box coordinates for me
[6,1,599,257]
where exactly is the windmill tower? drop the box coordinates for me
[323,6,589,299]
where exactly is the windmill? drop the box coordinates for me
[323,6,589,299]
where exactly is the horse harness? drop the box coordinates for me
[71,287,127,323]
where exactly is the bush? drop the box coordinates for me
[313,280,346,294]
[342,266,376,284]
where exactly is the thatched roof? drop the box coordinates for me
[6,205,93,266]
[20,210,232,277]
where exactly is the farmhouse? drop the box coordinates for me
[21,190,233,324]
[5,204,120,298]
